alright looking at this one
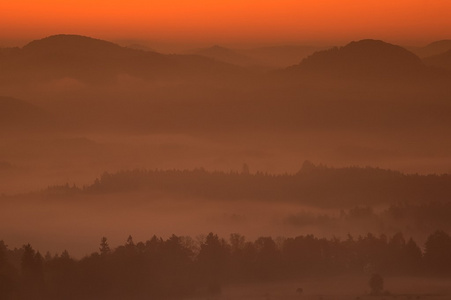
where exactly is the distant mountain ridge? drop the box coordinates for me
[0,34,242,84]
[289,39,425,78]
[23,34,126,55]
[2,35,450,86]
[409,39,451,58]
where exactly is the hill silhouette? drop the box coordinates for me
[289,39,424,79]
[1,35,451,140]
[0,34,242,84]
[409,39,451,58]
[23,34,129,56]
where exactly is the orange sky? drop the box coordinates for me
[1,0,451,49]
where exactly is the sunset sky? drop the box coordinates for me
[1,0,451,50]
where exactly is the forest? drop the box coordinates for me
[3,163,451,261]
[1,230,451,299]
[38,162,451,208]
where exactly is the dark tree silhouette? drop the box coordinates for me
[1,231,451,299]
[99,237,111,256]
[424,230,451,275]
[20,244,45,299]
[126,235,134,247]
[198,233,230,294]
[0,241,15,299]
[254,236,282,279]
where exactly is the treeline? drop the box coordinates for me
[40,162,451,207]
[1,230,451,299]
[286,201,451,236]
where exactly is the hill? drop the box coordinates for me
[0,34,242,84]
[409,39,451,58]
[289,39,424,79]
[23,34,128,56]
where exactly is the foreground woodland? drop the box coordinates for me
[2,230,451,299]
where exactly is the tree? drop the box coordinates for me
[254,236,280,279]
[126,235,134,248]
[20,244,45,298]
[424,230,451,275]
[99,237,111,256]
[0,241,15,299]
[241,163,250,175]
[403,238,423,274]
[369,273,384,295]
[60,250,71,260]
[198,233,230,294]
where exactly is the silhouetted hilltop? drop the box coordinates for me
[409,39,451,58]
[290,39,424,78]
[72,163,451,207]
[0,96,53,132]
[1,34,166,83]
[0,34,242,84]
[23,34,127,55]
[423,49,451,71]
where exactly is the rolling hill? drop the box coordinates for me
[0,34,243,84]
[409,39,451,58]
[288,39,425,79]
